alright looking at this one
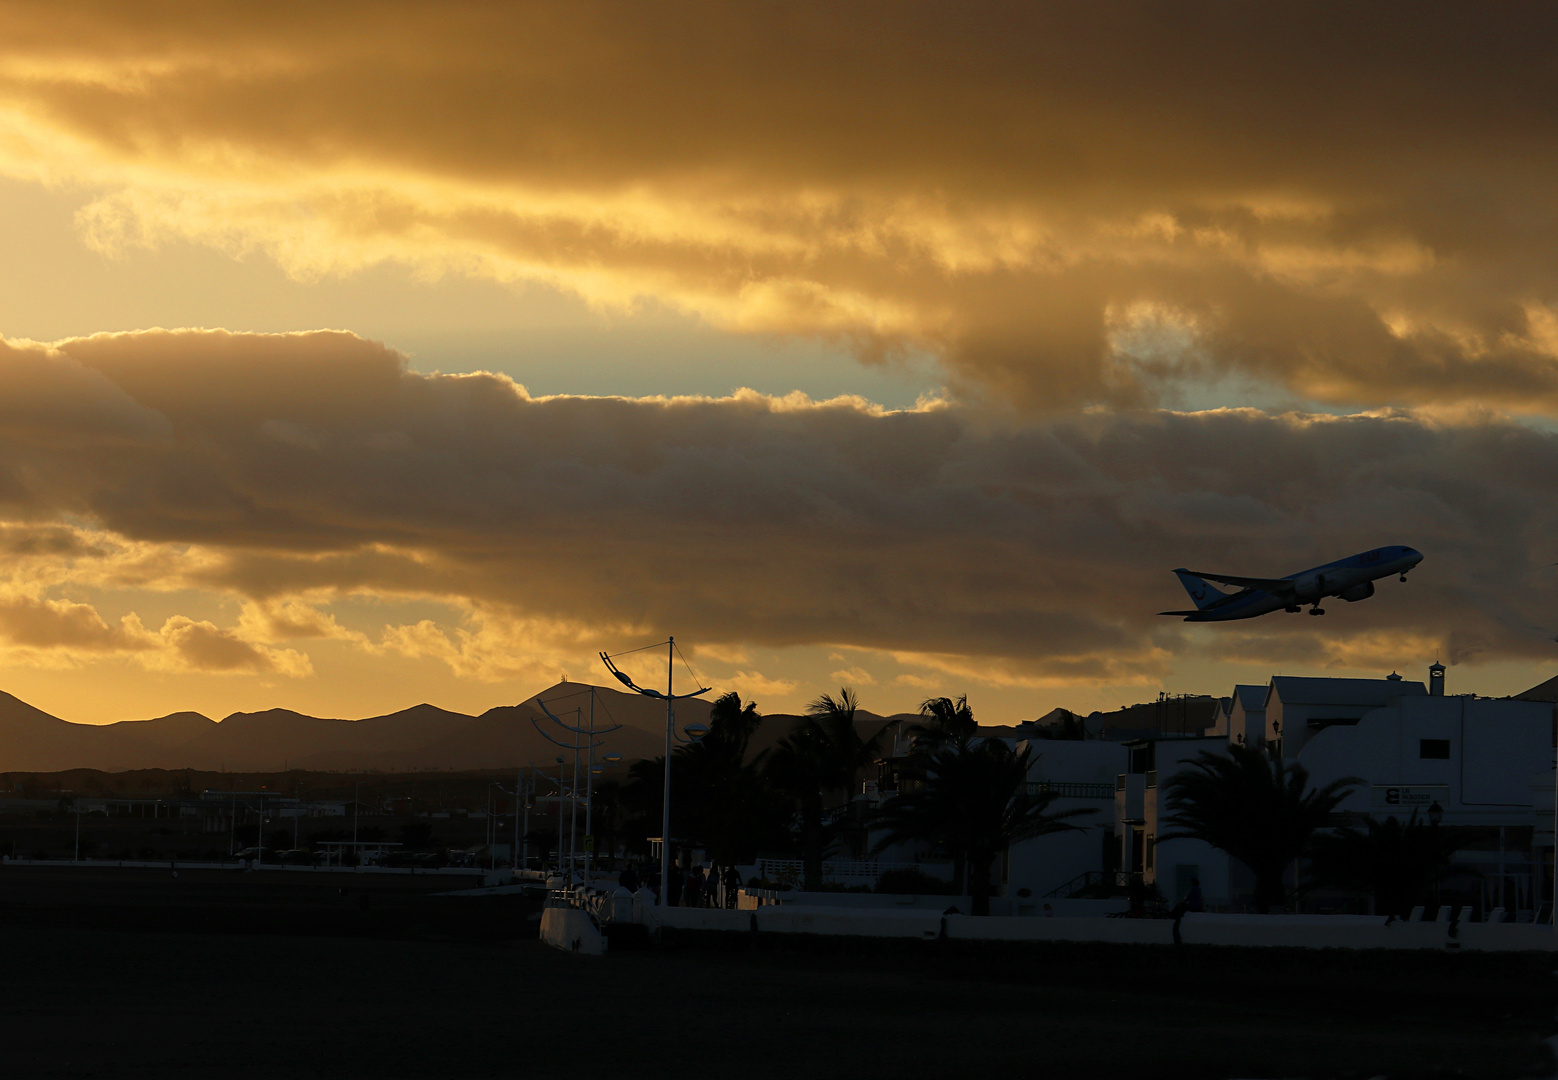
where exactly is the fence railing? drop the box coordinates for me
[755,858,943,885]
[1026,781,1116,799]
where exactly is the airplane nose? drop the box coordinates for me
[1405,547,1423,565]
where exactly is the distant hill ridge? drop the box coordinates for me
[0,684,1018,773]
[0,683,688,773]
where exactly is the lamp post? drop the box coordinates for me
[521,764,533,871]
[599,752,622,869]
[601,637,710,907]
[556,756,566,877]
[533,687,622,886]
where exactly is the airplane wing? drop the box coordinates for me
[1180,569,1294,594]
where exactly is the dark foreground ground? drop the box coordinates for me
[2,866,1554,1080]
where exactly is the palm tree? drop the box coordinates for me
[909,694,977,751]
[675,692,790,865]
[873,739,1093,914]
[1307,811,1480,916]
[1158,743,1360,913]
[765,687,884,890]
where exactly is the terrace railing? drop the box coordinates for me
[1025,781,1116,799]
[754,857,944,886]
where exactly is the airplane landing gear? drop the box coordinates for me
[1400,574,1408,583]
[1309,605,1326,616]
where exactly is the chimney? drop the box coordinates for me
[1429,661,1446,697]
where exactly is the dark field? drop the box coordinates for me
[2,867,1554,1079]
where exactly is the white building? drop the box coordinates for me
[1004,740,1121,901]
[1137,664,1552,914]
[882,664,1554,916]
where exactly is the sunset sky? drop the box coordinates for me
[2,2,1557,726]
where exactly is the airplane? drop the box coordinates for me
[1159,545,1424,621]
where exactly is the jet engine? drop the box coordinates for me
[1339,581,1375,602]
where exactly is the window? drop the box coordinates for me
[1129,743,1155,774]
[1419,739,1451,759]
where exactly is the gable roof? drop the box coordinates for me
[1515,672,1558,702]
[1269,676,1426,707]
[1232,684,1268,712]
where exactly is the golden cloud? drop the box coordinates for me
[0,5,1556,411]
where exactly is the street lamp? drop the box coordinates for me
[533,686,622,886]
[601,637,711,907]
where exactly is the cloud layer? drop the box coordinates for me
[1,4,1556,411]
[1,328,1555,691]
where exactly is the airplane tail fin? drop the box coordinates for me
[1174,568,1230,610]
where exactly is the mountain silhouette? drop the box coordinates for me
[0,682,705,773]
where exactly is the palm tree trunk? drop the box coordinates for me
[801,791,823,891]
[968,853,993,916]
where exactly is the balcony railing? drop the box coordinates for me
[1026,781,1115,799]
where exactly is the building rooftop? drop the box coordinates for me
[1515,672,1558,702]
[1269,676,1426,707]
[1232,684,1267,712]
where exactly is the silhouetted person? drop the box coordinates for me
[1171,878,1203,945]
[666,864,683,906]
[723,864,741,909]
[684,865,703,908]
[619,865,640,893]
[646,866,661,902]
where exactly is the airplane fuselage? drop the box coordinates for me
[1166,546,1424,621]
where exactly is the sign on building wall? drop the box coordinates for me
[1370,784,1450,809]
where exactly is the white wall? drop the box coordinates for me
[1007,740,1123,898]
[1299,695,1549,827]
